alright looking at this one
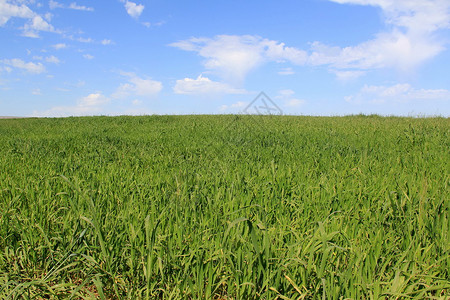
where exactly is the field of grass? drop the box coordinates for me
[0,115,449,299]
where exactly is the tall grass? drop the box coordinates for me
[0,115,448,299]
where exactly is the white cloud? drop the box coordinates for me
[44,12,52,22]
[275,89,306,108]
[83,54,94,60]
[49,1,94,11]
[77,37,93,43]
[0,0,35,26]
[143,20,164,28]
[285,99,306,107]
[32,93,110,117]
[48,0,64,10]
[45,55,60,64]
[79,93,109,106]
[22,15,55,37]
[308,30,443,71]
[173,75,247,95]
[33,55,61,64]
[345,83,450,104]
[68,3,94,11]
[231,101,246,108]
[113,72,162,98]
[0,65,12,73]
[331,69,366,81]
[2,58,45,74]
[278,67,295,75]
[171,1,450,80]
[75,80,85,87]
[315,0,450,73]
[52,43,67,49]
[330,0,450,33]
[0,0,57,37]
[170,35,307,84]
[219,101,248,112]
[101,39,113,45]
[123,1,144,19]
[278,89,295,97]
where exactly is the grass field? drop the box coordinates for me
[0,115,449,299]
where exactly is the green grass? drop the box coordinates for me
[0,115,449,299]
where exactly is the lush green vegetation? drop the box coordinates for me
[0,115,449,299]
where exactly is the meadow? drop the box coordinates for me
[0,115,448,299]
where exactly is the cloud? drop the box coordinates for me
[275,89,306,108]
[49,1,94,11]
[2,58,45,74]
[77,37,93,43]
[32,93,110,117]
[0,0,35,26]
[101,39,113,45]
[45,55,60,64]
[172,1,449,81]
[52,43,67,49]
[123,1,144,19]
[112,72,162,98]
[308,30,444,72]
[68,3,94,11]
[83,54,94,60]
[79,93,109,106]
[173,75,247,95]
[142,20,165,28]
[330,0,450,33]
[315,0,450,72]
[0,65,12,73]
[345,83,450,104]
[219,101,248,112]
[170,35,307,84]
[48,0,64,10]
[230,101,247,108]
[22,15,55,37]
[278,67,295,75]
[285,99,306,107]
[33,55,61,64]
[0,0,58,37]
[331,69,366,81]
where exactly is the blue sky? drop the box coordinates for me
[1,0,449,117]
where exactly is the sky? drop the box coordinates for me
[0,0,450,117]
